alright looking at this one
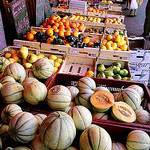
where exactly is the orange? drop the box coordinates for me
[41,29,46,32]
[54,28,59,33]
[53,22,59,27]
[64,31,71,37]
[55,17,61,23]
[71,22,77,28]
[59,24,65,29]
[63,20,69,26]
[33,39,38,42]
[43,22,47,27]
[87,42,94,47]
[52,25,58,30]
[83,37,90,44]
[45,28,54,36]
[50,16,57,21]
[30,30,37,35]
[26,33,34,41]
[78,24,84,32]
[49,20,55,25]
[96,10,99,13]
[92,9,96,13]
[88,7,93,12]
[75,22,80,27]
[72,31,79,37]
[58,30,64,37]
[61,18,66,22]
[46,25,51,28]
[65,26,72,31]
[75,27,79,32]
[39,25,44,28]
[85,71,94,77]
[46,37,53,44]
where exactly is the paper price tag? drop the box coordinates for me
[14,42,22,47]
[70,48,78,54]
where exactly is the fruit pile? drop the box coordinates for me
[84,27,104,34]
[105,27,126,36]
[101,34,128,51]
[88,16,103,23]
[96,62,131,81]
[87,7,106,13]
[0,76,149,149]
[58,5,69,9]
[105,17,123,24]
[3,47,63,73]
[69,15,87,21]
[101,0,113,4]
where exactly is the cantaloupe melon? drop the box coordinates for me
[0,76,16,86]
[0,123,9,137]
[0,57,10,73]
[67,86,79,101]
[21,77,39,88]
[112,141,126,150]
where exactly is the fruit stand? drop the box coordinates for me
[0,0,150,149]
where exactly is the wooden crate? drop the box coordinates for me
[41,43,69,54]
[69,9,88,16]
[59,54,96,76]
[13,39,40,49]
[95,57,131,78]
[107,9,122,15]
[68,14,88,23]
[52,7,70,13]
[109,5,122,11]
[104,27,127,36]
[45,73,150,131]
[87,11,106,18]
[106,14,125,22]
[86,17,105,26]
[31,26,47,32]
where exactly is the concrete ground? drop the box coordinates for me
[121,0,150,49]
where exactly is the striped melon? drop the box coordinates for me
[9,112,38,143]
[0,76,16,86]
[4,63,26,83]
[30,134,49,150]
[79,124,112,150]
[47,85,71,110]
[77,76,96,91]
[5,146,31,150]
[92,112,109,120]
[67,86,79,101]
[93,86,110,92]
[32,58,54,79]
[75,89,94,110]
[0,83,2,91]
[126,130,150,150]
[112,142,126,150]
[117,88,141,110]
[1,104,23,124]
[25,69,35,78]
[128,84,144,101]
[68,105,92,131]
[40,111,76,149]
[1,82,24,104]
[135,108,150,125]
[0,57,10,73]
[23,81,47,105]
[0,123,9,137]
[0,137,2,150]
[21,77,39,88]
[34,113,47,129]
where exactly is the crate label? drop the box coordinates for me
[70,48,78,54]
[14,42,22,47]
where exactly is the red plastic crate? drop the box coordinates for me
[45,73,150,131]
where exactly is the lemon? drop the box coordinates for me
[107,35,113,41]
[53,67,58,73]
[55,58,63,64]
[54,61,60,68]
[49,55,57,61]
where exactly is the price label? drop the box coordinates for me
[70,48,78,54]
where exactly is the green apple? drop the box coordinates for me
[119,30,124,35]
[113,74,122,80]
[97,64,105,72]
[113,66,120,74]
[18,46,29,59]
[119,69,128,77]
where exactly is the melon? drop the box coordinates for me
[47,85,71,110]
[5,146,31,150]
[128,84,144,101]
[9,112,38,143]
[90,90,115,112]
[21,77,39,88]
[75,89,94,110]
[4,63,26,83]
[68,105,92,131]
[0,57,10,73]
[23,81,47,105]
[117,88,141,110]
[93,86,110,92]
[25,69,35,78]
[34,113,47,129]
[1,104,23,124]
[30,134,49,150]
[1,82,24,104]
[79,124,112,150]
[67,86,79,101]
[92,112,109,120]
[0,123,9,137]
[135,108,150,125]
[32,58,54,79]
[0,137,2,150]
[112,141,126,150]
[77,76,96,91]
[111,101,136,123]
[0,76,16,86]
[40,111,76,149]
[126,130,150,150]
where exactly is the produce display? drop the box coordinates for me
[101,0,113,4]
[84,26,104,34]
[101,34,128,51]
[105,17,123,24]
[88,16,104,23]
[105,27,126,36]
[87,7,106,13]
[69,15,87,21]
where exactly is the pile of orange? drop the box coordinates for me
[58,5,69,9]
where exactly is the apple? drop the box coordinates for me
[119,69,128,77]
[10,49,17,54]
[11,53,21,63]
[8,58,17,63]
[23,62,32,69]
[27,54,38,63]
[37,54,44,59]
[5,52,11,59]
[18,46,29,59]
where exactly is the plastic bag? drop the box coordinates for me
[130,0,138,9]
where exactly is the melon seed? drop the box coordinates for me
[117,106,132,117]
[95,94,110,104]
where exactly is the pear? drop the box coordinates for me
[122,77,132,81]
[119,69,128,77]
[113,74,122,80]
[107,76,114,79]
[97,72,106,78]
[97,64,105,72]
[105,66,113,71]
[113,62,122,68]
[104,70,114,77]
[113,66,120,74]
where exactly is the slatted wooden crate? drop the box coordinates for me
[87,11,106,18]
[59,54,96,76]
[104,27,127,36]
[52,7,70,13]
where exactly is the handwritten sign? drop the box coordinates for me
[0,10,7,51]
[36,0,45,27]
[10,0,30,38]
[44,0,52,17]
